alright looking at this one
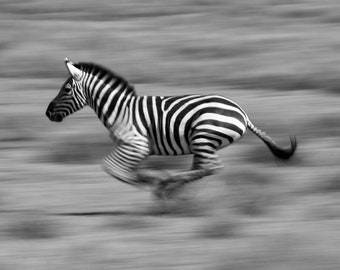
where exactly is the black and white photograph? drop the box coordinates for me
[1,1,340,269]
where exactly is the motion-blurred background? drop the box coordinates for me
[1,0,340,269]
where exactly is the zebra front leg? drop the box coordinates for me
[102,140,150,186]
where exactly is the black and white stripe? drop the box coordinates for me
[46,59,296,186]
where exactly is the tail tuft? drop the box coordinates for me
[247,120,297,160]
[262,134,297,160]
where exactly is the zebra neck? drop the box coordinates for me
[87,87,134,129]
[102,94,135,129]
[81,73,136,129]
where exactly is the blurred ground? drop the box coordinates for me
[1,0,340,269]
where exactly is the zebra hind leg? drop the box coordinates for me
[153,149,223,200]
[152,165,222,200]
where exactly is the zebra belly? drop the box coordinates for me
[148,130,193,156]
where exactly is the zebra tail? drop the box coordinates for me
[247,120,297,160]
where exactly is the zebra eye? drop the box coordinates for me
[64,83,72,94]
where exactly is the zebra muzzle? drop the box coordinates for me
[46,103,63,122]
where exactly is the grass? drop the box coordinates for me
[42,135,111,164]
[4,213,58,240]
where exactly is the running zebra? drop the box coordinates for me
[46,58,297,199]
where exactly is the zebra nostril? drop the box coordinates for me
[46,102,56,118]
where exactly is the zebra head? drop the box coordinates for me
[46,58,87,122]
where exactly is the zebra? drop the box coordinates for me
[46,58,297,199]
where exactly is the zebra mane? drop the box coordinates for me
[75,62,136,95]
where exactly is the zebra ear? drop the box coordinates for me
[64,58,82,81]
